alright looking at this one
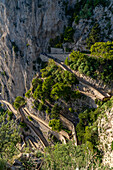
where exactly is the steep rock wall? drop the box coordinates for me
[0,0,75,102]
[98,105,113,167]
[0,0,113,102]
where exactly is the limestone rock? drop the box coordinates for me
[0,0,68,102]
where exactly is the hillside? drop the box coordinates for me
[0,0,113,101]
[0,0,113,169]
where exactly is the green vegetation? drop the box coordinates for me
[111,141,113,151]
[65,48,113,83]
[0,106,20,161]
[49,35,63,48]
[26,59,80,131]
[25,89,31,98]
[76,97,113,151]
[42,141,106,169]
[19,121,27,128]
[90,41,113,60]
[26,43,30,47]
[49,26,74,48]
[14,96,26,109]
[41,97,111,169]
[64,27,74,42]
[76,108,98,145]
[50,104,61,119]
[49,119,62,132]
[49,0,109,51]
[0,159,7,170]
[1,71,6,76]
[86,23,101,49]
[63,0,109,26]
[7,110,13,121]
[28,115,33,121]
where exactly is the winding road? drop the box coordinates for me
[0,98,49,148]
[42,53,110,100]
[19,106,49,148]
[23,107,67,144]
[0,98,67,145]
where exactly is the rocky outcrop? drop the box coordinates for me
[72,1,113,51]
[0,0,113,102]
[0,0,70,102]
[98,100,113,167]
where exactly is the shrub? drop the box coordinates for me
[66,49,113,83]
[19,122,27,128]
[28,116,33,121]
[25,89,31,98]
[90,41,113,60]
[49,119,62,131]
[65,57,69,65]
[7,111,13,120]
[64,27,74,42]
[42,141,104,170]
[14,96,26,109]
[51,104,61,119]
[49,35,64,48]
[86,23,101,49]
[38,103,44,111]
[69,107,74,113]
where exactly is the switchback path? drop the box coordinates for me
[43,53,110,100]
[30,99,77,145]
[24,107,67,144]
[0,92,78,146]
[19,106,49,148]
[0,98,67,144]
[0,98,49,148]
[0,99,17,116]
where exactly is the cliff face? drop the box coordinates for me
[0,0,113,102]
[98,99,113,167]
[0,0,77,101]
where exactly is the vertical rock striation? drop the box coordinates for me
[0,0,71,102]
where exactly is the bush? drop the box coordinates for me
[50,104,61,119]
[7,111,13,121]
[66,49,113,83]
[86,23,101,49]
[32,78,42,91]
[64,27,74,42]
[42,141,104,170]
[38,103,44,111]
[90,41,113,60]
[49,35,64,48]
[65,57,69,65]
[19,122,27,128]
[28,116,33,121]
[25,89,31,98]
[49,119,62,131]
[69,107,74,113]
[14,96,26,109]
